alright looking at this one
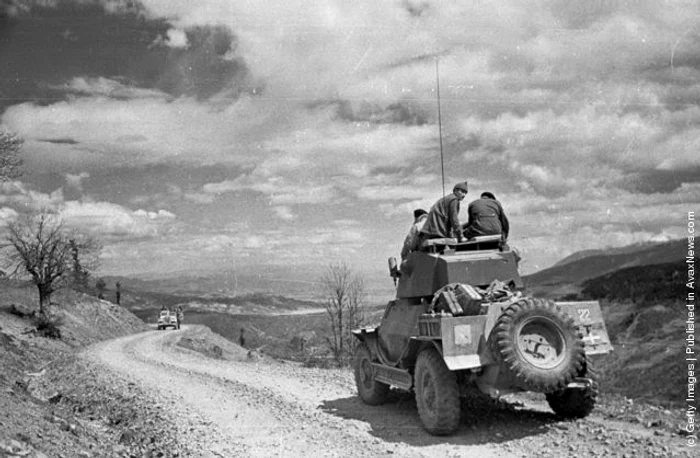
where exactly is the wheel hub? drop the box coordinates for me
[422,373,436,411]
[516,317,567,369]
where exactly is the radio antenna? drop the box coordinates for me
[435,58,446,197]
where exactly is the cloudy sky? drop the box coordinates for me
[0,0,698,287]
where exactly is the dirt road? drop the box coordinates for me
[83,325,687,458]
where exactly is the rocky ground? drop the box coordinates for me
[0,281,696,457]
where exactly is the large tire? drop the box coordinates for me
[353,342,390,406]
[546,361,599,418]
[490,297,585,392]
[414,347,461,435]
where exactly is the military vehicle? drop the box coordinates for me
[157,310,180,330]
[352,235,612,435]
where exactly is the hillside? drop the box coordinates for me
[567,262,688,405]
[0,280,147,347]
[0,275,691,457]
[523,238,686,298]
[0,279,198,457]
[579,262,687,304]
[551,239,681,268]
[521,239,691,409]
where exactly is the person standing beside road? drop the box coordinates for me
[417,181,469,245]
[462,191,510,241]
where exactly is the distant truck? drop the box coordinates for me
[157,310,179,330]
[353,235,612,435]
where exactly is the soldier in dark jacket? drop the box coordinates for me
[418,181,469,244]
[462,192,510,240]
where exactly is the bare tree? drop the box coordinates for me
[69,239,88,290]
[320,262,367,364]
[0,129,23,180]
[5,211,100,315]
[347,274,367,335]
[69,234,102,292]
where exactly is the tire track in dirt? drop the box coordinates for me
[83,325,514,457]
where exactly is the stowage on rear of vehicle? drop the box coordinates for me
[353,235,613,435]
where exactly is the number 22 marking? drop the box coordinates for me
[577,308,591,321]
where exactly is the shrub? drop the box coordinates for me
[302,356,337,369]
[33,313,63,339]
[8,304,35,318]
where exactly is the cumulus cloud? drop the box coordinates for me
[0,180,177,238]
[454,104,700,196]
[55,77,170,99]
[62,201,178,239]
[202,176,339,205]
[357,183,435,202]
[9,0,696,196]
[184,192,216,204]
[1,96,273,170]
[0,207,19,227]
[153,28,189,48]
[272,206,295,220]
[65,172,90,191]
[6,0,142,16]
[133,208,176,220]
[7,1,699,195]
[99,222,369,276]
[4,0,700,276]
[0,181,64,209]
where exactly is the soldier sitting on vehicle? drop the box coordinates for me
[401,208,428,261]
[416,181,469,248]
[462,191,509,242]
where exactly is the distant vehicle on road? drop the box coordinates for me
[157,310,179,330]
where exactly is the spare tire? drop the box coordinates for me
[490,297,585,392]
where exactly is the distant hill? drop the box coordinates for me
[103,265,396,309]
[552,239,680,268]
[103,269,337,303]
[523,238,686,298]
[102,271,319,298]
[526,241,690,407]
[102,275,324,317]
[578,262,687,303]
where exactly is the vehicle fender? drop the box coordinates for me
[352,327,377,341]
[407,337,443,362]
[352,328,380,358]
[440,315,491,370]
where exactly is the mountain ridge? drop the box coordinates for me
[523,238,686,298]
[551,239,678,268]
